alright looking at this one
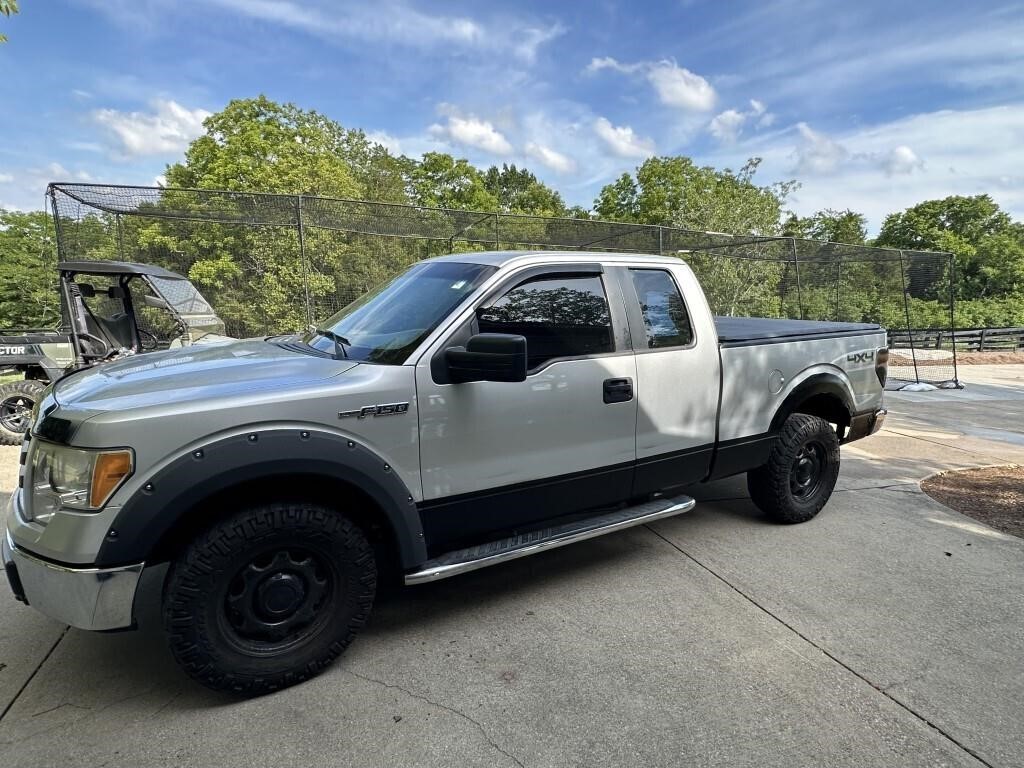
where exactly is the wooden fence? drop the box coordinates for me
[889,327,1024,352]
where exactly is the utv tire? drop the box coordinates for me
[163,502,376,695]
[747,413,840,524]
[0,379,46,445]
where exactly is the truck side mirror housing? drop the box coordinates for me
[445,333,528,383]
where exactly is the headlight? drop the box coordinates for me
[26,442,134,525]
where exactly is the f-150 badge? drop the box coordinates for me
[338,402,410,419]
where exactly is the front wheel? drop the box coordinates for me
[163,502,376,694]
[747,413,840,524]
[0,379,46,445]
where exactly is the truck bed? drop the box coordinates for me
[714,316,881,347]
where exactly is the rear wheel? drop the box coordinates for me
[163,502,376,694]
[747,413,840,524]
[0,379,46,445]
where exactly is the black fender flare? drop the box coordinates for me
[94,429,428,569]
[770,372,855,433]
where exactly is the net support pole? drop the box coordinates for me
[115,212,125,260]
[789,238,804,319]
[948,252,960,387]
[898,250,920,384]
[493,213,500,248]
[835,261,842,321]
[297,195,313,328]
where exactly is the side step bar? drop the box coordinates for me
[405,493,696,586]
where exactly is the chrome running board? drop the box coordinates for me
[404,494,696,585]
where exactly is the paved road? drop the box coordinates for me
[1,368,1022,767]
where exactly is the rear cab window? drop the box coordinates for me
[628,269,694,349]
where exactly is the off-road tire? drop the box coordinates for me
[0,379,46,445]
[163,502,376,695]
[747,413,840,524]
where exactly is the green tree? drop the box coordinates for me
[783,208,867,244]
[875,195,1024,302]
[0,0,18,43]
[166,96,363,197]
[594,157,798,318]
[593,156,796,235]
[0,209,60,329]
[408,153,498,211]
[482,164,566,216]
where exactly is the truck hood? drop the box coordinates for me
[53,338,359,412]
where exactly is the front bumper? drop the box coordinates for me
[3,529,142,631]
[844,407,887,443]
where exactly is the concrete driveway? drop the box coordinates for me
[2,367,1023,767]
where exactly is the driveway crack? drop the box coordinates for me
[645,525,995,768]
[346,669,525,768]
[0,626,68,724]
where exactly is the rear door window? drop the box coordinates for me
[628,269,694,348]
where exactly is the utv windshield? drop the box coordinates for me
[302,261,496,365]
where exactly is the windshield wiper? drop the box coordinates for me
[311,327,351,359]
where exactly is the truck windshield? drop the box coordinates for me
[302,261,496,364]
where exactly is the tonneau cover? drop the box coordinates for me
[715,316,881,345]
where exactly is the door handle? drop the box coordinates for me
[603,377,633,404]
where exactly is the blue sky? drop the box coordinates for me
[1,0,1023,231]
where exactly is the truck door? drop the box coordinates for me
[415,264,638,549]
[615,266,721,495]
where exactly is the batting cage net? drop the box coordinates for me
[46,182,959,387]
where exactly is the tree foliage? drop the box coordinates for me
[0,0,18,44]
[594,157,797,235]
[8,95,1024,338]
[784,208,868,245]
[0,210,59,329]
[876,195,1024,302]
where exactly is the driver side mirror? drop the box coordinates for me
[445,333,527,383]
[142,294,171,310]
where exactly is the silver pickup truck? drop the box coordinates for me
[4,251,887,693]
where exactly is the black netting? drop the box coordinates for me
[48,182,958,386]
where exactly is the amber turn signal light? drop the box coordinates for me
[90,450,134,508]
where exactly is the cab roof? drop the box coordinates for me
[424,250,685,268]
[58,260,189,280]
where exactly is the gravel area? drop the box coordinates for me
[921,465,1024,538]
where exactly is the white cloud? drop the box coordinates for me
[200,0,561,62]
[792,122,849,174]
[65,140,105,153]
[708,99,775,144]
[707,105,1024,232]
[585,56,641,75]
[93,99,211,157]
[708,109,746,143]
[429,109,513,155]
[881,145,924,176]
[587,57,716,112]
[71,89,93,100]
[366,131,403,154]
[0,173,13,184]
[514,23,567,63]
[524,142,576,174]
[586,56,716,113]
[593,117,655,158]
[646,60,716,111]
